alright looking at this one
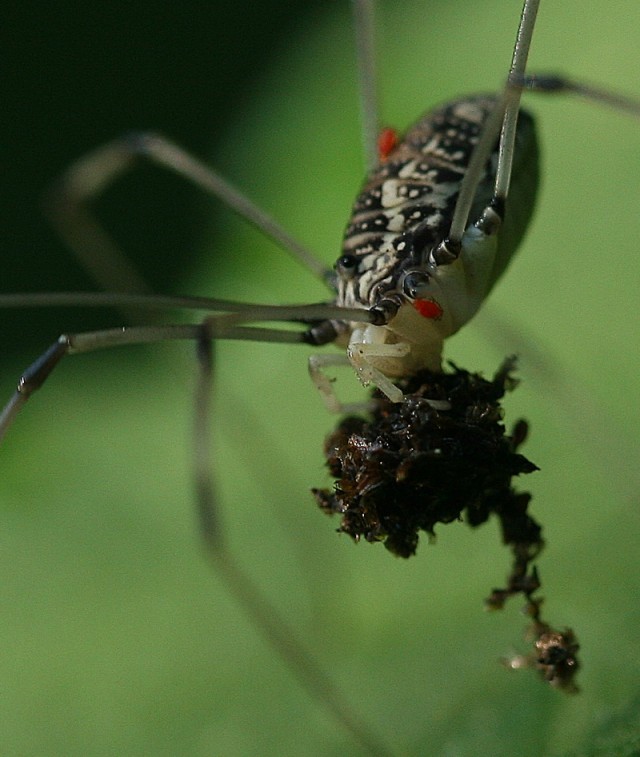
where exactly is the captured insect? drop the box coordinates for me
[2,0,640,755]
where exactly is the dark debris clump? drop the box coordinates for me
[312,358,538,558]
[312,357,581,693]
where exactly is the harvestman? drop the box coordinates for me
[2,0,639,753]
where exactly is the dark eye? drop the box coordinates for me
[402,270,431,299]
[336,254,359,279]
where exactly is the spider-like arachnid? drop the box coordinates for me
[1,1,639,755]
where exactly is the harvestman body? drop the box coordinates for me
[2,0,639,753]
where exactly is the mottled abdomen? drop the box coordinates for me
[337,96,539,309]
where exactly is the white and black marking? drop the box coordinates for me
[337,97,536,311]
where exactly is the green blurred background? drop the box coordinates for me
[2,1,639,755]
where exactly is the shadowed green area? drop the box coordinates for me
[1,1,639,755]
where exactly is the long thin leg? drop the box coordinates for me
[352,0,379,172]
[434,0,540,264]
[0,315,389,754]
[440,0,640,261]
[0,290,377,325]
[46,133,333,293]
[0,298,376,441]
[517,73,640,117]
[0,304,390,751]
[193,326,391,756]
[492,0,541,207]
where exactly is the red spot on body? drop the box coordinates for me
[377,127,398,161]
[413,298,443,320]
